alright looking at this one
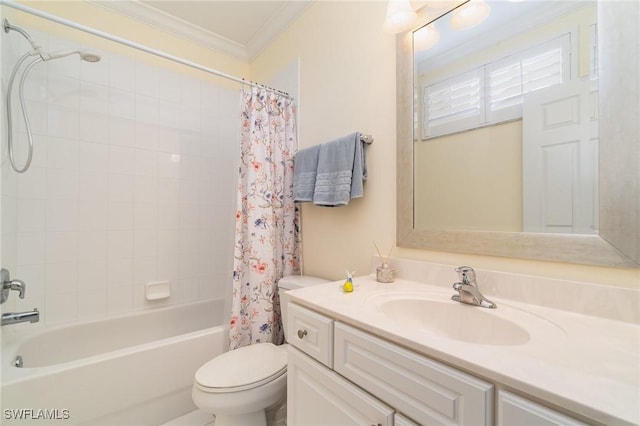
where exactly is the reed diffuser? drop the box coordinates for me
[373,241,395,283]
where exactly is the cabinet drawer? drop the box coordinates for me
[287,304,334,368]
[334,322,493,425]
[498,390,588,426]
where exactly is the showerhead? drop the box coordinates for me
[41,49,101,63]
[80,52,101,63]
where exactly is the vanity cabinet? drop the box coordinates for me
[497,390,588,426]
[287,303,491,425]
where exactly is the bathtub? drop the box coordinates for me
[1,299,226,425]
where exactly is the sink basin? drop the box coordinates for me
[379,297,530,346]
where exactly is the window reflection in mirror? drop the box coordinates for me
[413,1,598,235]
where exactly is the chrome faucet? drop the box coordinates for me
[451,266,496,309]
[2,308,39,326]
[1,268,26,304]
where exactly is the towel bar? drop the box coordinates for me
[360,134,374,144]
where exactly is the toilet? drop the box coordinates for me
[192,275,329,426]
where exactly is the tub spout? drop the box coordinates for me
[1,308,39,326]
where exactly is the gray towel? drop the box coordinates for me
[313,132,366,207]
[293,144,320,202]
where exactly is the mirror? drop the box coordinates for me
[397,0,639,266]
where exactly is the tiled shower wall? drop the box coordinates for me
[1,20,239,326]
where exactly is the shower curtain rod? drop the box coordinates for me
[0,0,293,99]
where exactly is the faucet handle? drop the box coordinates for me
[455,266,476,286]
[1,268,26,302]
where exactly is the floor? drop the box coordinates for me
[162,410,214,426]
[162,405,286,426]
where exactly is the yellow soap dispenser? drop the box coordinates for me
[343,270,355,293]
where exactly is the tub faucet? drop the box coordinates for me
[2,308,40,326]
[451,266,496,309]
[1,268,26,304]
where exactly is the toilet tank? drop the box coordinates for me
[278,275,329,341]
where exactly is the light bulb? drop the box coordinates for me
[450,0,490,31]
[383,0,418,34]
[414,23,440,51]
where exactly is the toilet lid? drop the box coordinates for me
[195,343,287,392]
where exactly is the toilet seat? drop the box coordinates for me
[194,343,287,393]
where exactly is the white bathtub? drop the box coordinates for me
[1,299,226,425]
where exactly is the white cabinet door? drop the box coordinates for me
[498,390,588,426]
[287,346,394,426]
[334,322,493,425]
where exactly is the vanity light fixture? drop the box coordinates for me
[450,0,490,30]
[414,23,440,51]
[383,0,418,34]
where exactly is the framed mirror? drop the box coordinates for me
[397,0,639,267]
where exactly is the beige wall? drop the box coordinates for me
[8,1,637,288]
[414,121,522,231]
[251,1,638,288]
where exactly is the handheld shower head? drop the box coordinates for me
[40,49,101,62]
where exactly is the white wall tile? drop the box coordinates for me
[79,112,109,144]
[78,258,108,291]
[134,175,158,203]
[108,55,135,91]
[158,127,181,153]
[108,173,135,203]
[108,202,133,230]
[79,171,108,201]
[136,94,159,125]
[135,63,159,98]
[46,137,78,170]
[80,81,109,114]
[48,105,79,139]
[107,229,133,259]
[79,141,109,173]
[17,167,46,199]
[108,145,135,174]
[134,148,158,176]
[108,117,136,147]
[107,257,133,288]
[78,199,108,231]
[46,169,78,200]
[46,199,78,231]
[17,232,46,265]
[2,26,239,327]
[46,231,78,263]
[109,87,135,119]
[17,199,46,232]
[78,288,107,319]
[158,153,180,178]
[78,231,107,261]
[135,123,158,151]
[106,286,132,314]
[45,261,78,295]
[46,291,78,324]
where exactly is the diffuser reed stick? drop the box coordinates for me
[373,241,391,265]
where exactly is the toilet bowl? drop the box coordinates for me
[192,275,329,426]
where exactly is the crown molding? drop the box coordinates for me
[246,1,312,61]
[90,0,249,61]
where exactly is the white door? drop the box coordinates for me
[522,79,598,233]
[287,347,394,426]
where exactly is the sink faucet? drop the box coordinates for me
[2,308,40,326]
[451,266,496,309]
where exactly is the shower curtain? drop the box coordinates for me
[229,86,301,350]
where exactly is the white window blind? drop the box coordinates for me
[422,33,571,139]
[424,68,483,138]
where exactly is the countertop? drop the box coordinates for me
[286,275,640,426]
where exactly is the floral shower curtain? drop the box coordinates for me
[229,86,301,350]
